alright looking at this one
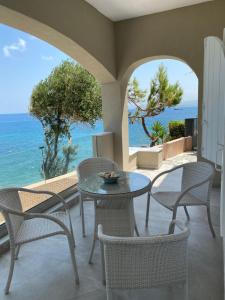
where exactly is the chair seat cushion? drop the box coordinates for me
[15,212,70,244]
[152,191,205,209]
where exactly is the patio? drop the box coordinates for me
[0,152,222,300]
[0,1,224,299]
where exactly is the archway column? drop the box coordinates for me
[101,81,129,170]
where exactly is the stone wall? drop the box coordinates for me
[129,136,193,170]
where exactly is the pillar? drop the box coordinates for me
[101,81,129,170]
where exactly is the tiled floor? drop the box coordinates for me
[0,152,223,299]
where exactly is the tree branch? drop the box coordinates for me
[141,117,151,138]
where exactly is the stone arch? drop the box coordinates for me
[117,55,199,168]
[0,3,116,84]
[121,55,199,93]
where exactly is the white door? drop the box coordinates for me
[220,30,225,237]
[202,36,225,168]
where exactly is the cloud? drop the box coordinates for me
[41,55,54,61]
[3,38,27,57]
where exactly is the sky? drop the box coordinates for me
[0,24,198,114]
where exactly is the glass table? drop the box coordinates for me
[78,171,151,199]
[78,171,151,263]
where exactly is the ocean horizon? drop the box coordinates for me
[0,106,197,188]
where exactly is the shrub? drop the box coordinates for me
[169,120,185,140]
[150,121,168,146]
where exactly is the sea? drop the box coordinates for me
[0,106,197,188]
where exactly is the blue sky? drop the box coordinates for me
[0,24,198,114]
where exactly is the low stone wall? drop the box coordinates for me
[129,136,192,170]
[161,136,192,160]
[21,171,78,209]
[0,171,78,225]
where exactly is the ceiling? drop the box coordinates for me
[85,0,212,21]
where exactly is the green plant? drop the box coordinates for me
[128,64,183,145]
[30,60,102,179]
[169,120,185,140]
[150,121,168,146]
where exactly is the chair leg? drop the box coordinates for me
[88,225,97,264]
[88,236,96,264]
[14,245,20,260]
[185,280,189,300]
[79,197,82,216]
[5,247,16,294]
[134,223,140,237]
[89,200,98,264]
[71,229,76,248]
[184,206,190,221]
[145,192,151,227]
[169,208,178,234]
[100,241,106,285]
[67,236,79,285]
[106,288,113,300]
[206,205,216,238]
[81,200,86,237]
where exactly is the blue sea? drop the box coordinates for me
[0,106,197,188]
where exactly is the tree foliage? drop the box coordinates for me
[128,64,183,146]
[30,60,102,179]
[169,120,185,140]
[150,121,168,146]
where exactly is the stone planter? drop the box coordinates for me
[129,136,192,170]
[160,136,192,160]
[129,146,163,170]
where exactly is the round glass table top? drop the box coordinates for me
[78,171,151,196]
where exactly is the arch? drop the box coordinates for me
[121,55,199,92]
[0,4,116,84]
[121,56,199,162]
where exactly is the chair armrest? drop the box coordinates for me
[0,188,74,235]
[17,188,74,229]
[0,204,68,233]
[174,177,211,207]
[16,187,68,210]
[25,212,71,235]
[0,204,27,217]
[151,165,184,188]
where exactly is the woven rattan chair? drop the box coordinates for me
[77,157,119,238]
[77,157,139,263]
[98,220,190,300]
[0,187,79,295]
[145,161,215,237]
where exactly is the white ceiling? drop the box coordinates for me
[85,0,212,21]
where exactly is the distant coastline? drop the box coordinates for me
[0,103,197,116]
[0,106,197,188]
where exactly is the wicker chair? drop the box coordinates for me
[0,187,79,295]
[77,157,138,263]
[98,220,190,300]
[77,157,119,238]
[145,161,215,237]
